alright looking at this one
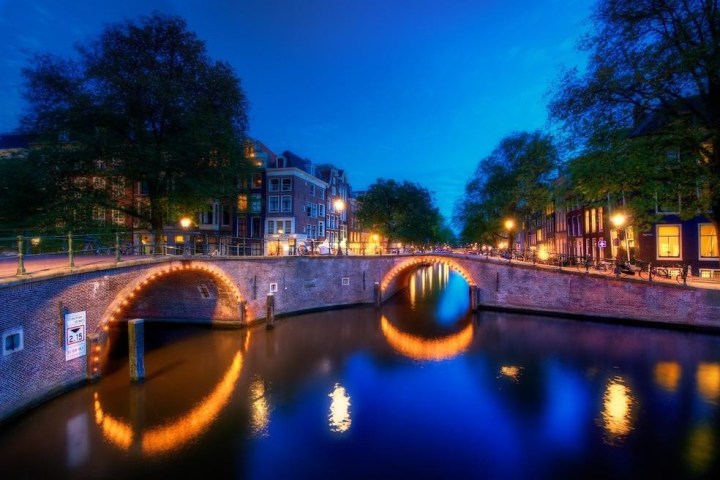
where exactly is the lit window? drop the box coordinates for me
[700,224,718,258]
[237,194,248,212]
[657,225,681,258]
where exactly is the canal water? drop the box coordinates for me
[1,264,720,479]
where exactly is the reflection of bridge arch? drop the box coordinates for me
[98,261,245,334]
[93,350,243,455]
[381,256,475,295]
[380,315,474,361]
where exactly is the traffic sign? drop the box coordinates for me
[598,240,607,248]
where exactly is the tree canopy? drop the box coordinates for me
[9,13,250,235]
[356,178,448,248]
[454,131,559,245]
[549,0,720,233]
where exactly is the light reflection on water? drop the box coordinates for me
[1,265,720,478]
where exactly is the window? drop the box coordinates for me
[281,195,292,212]
[309,184,316,196]
[221,205,230,226]
[318,203,325,218]
[598,207,604,232]
[284,220,292,233]
[318,220,325,238]
[112,210,125,225]
[700,224,718,258]
[266,221,275,234]
[93,207,105,223]
[590,208,597,233]
[268,196,279,213]
[111,177,125,199]
[584,210,590,234]
[2,328,23,356]
[269,178,280,192]
[251,216,261,237]
[237,194,248,212]
[252,174,262,189]
[237,218,248,238]
[250,194,261,213]
[319,188,325,200]
[281,178,292,191]
[657,225,681,258]
[93,176,106,189]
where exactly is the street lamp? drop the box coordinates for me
[611,213,629,263]
[504,218,515,260]
[277,228,283,256]
[335,199,345,255]
[180,217,192,257]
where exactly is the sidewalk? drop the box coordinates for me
[0,253,153,280]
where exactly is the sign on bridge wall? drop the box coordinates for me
[65,311,87,361]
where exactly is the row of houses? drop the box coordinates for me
[508,196,719,278]
[0,134,386,256]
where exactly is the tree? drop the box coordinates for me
[17,13,250,239]
[454,131,559,246]
[549,0,720,244]
[356,179,445,249]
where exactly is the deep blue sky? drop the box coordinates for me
[0,0,594,221]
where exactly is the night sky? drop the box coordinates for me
[0,0,594,221]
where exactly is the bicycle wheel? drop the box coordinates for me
[637,267,646,279]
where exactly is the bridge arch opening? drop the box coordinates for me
[379,256,475,300]
[94,262,245,375]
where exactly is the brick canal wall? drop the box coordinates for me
[2,254,720,424]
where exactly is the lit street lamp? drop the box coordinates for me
[504,218,515,261]
[180,217,192,257]
[611,213,630,264]
[335,199,345,255]
[277,228,283,256]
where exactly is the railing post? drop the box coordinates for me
[115,232,121,264]
[16,235,26,275]
[68,233,75,269]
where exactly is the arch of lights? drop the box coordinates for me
[99,261,245,330]
[380,256,474,294]
[93,349,244,455]
[380,315,474,362]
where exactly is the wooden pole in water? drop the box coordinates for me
[266,293,275,330]
[128,319,145,382]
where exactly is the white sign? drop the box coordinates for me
[598,240,607,248]
[65,311,87,361]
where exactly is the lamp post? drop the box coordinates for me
[334,199,345,255]
[180,217,192,257]
[610,213,629,264]
[277,228,283,256]
[504,218,515,261]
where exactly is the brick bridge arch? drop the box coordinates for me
[98,261,245,334]
[380,255,477,298]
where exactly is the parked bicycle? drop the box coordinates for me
[575,256,611,273]
[635,261,691,284]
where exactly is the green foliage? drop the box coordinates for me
[454,131,559,244]
[15,13,251,234]
[549,0,720,230]
[356,179,446,247]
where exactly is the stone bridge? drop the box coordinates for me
[2,253,720,423]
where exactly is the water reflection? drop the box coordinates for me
[328,383,352,433]
[499,366,523,382]
[655,361,682,392]
[697,362,720,404]
[380,315,474,361]
[249,375,270,438]
[600,376,635,445]
[93,350,243,455]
